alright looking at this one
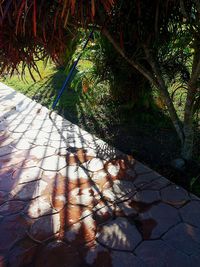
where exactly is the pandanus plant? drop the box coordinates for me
[0,0,116,77]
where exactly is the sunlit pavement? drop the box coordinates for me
[0,82,200,267]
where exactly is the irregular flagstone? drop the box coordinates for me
[140,176,171,190]
[85,242,112,267]
[161,184,189,207]
[0,200,25,216]
[116,201,138,217]
[136,203,180,239]
[59,165,91,184]
[0,190,8,205]
[8,238,38,267]
[28,146,56,158]
[26,195,56,218]
[102,180,137,202]
[93,200,114,224]
[64,149,95,165]
[180,201,200,227]
[29,213,60,242]
[191,254,200,266]
[68,186,100,207]
[162,222,200,255]
[12,167,42,184]
[135,240,191,267]
[133,171,161,188]
[0,167,17,191]
[111,251,145,267]
[24,130,49,141]
[81,158,105,172]
[91,169,109,189]
[11,139,35,150]
[0,214,29,251]
[38,155,67,171]
[97,217,142,251]
[133,160,153,174]
[11,180,48,200]
[0,145,17,157]
[64,214,96,244]
[59,204,86,227]
[35,241,82,267]
[132,189,161,203]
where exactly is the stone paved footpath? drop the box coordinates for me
[0,82,200,267]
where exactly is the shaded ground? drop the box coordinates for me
[1,83,200,267]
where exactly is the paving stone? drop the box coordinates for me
[68,186,100,207]
[8,238,38,267]
[133,172,160,188]
[59,205,87,227]
[0,214,29,251]
[82,158,105,172]
[0,137,15,147]
[26,196,56,218]
[24,130,49,140]
[93,200,114,224]
[163,222,200,255]
[35,241,81,267]
[161,184,189,207]
[0,153,26,168]
[0,167,17,191]
[141,176,171,190]
[12,167,42,184]
[39,155,67,171]
[28,146,56,158]
[91,170,109,189]
[11,180,48,200]
[0,145,17,157]
[59,165,90,184]
[180,201,200,227]
[29,213,60,242]
[136,203,180,239]
[111,251,145,267]
[0,255,6,267]
[64,214,96,244]
[133,161,153,174]
[105,161,120,177]
[65,150,94,166]
[0,200,25,216]
[190,254,200,266]
[102,180,137,202]
[97,217,142,251]
[132,189,160,203]
[116,201,138,217]
[9,124,30,133]
[85,242,111,266]
[12,139,35,150]
[0,191,8,205]
[135,240,191,267]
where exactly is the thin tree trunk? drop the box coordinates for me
[181,46,200,159]
[103,29,185,143]
[143,46,184,144]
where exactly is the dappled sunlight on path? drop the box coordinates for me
[0,82,200,267]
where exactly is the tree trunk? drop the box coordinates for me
[181,44,200,160]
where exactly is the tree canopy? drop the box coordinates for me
[0,0,115,74]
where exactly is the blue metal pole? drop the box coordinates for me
[52,31,93,110]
